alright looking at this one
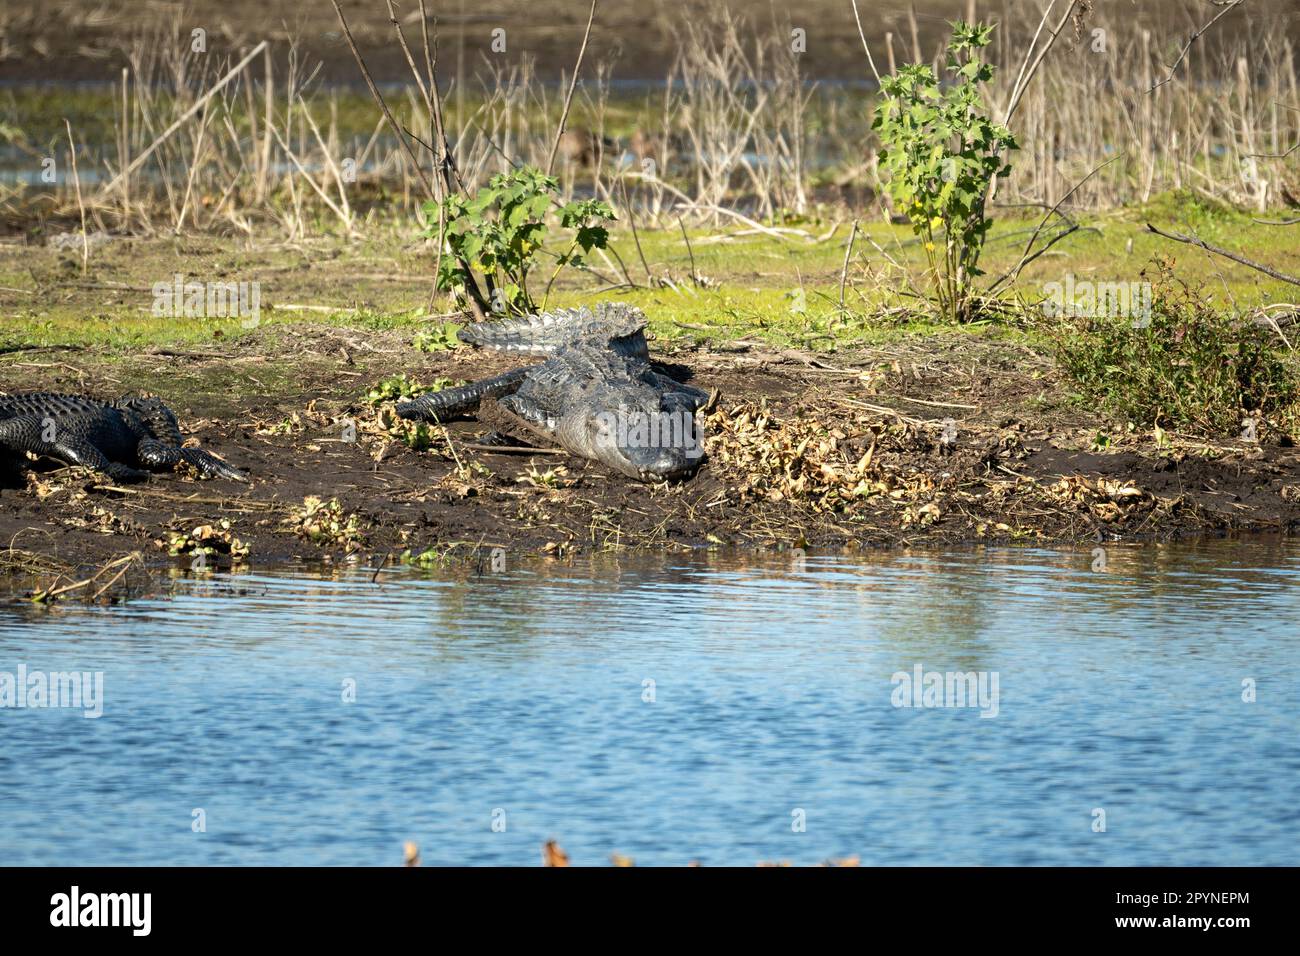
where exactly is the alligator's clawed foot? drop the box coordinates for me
[106,463,152,483]
[181,447,247,482]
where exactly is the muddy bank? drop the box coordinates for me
[2,323,1299,600]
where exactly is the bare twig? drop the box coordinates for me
[416,0,453,310]
[63,119,89,274]
[838,219,859,311]
[1146,222,1300,287]
[1003,1,1079,126]
[849,0,882,84]
[989,154,1121,292]
[681,204,813,241]
[1004,2,1057,122]
[546,0,599,176]
[1246,141,1300,160]
[328,2,432,198]
[328,0,488,319]
[90,553,143,602]
[678,217,699,286]
[97,41,267,199]
[619,176,654,283]
[1148,0,1246,93]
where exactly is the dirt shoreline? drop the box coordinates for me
[3,323,1299,600]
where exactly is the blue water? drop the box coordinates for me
[1,539,1297,866]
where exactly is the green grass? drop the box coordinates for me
[3,191,1298,360]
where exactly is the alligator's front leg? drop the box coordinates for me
[0,415,150,482]
[649,372,710,412]
[396,367,530,422]
[55,438,151,482]
[136,439,247,481]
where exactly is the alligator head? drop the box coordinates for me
[572,398,706,482]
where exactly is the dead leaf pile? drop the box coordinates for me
[1045,475,1159,522]
[282,496,367,552]
[704,400,942,514]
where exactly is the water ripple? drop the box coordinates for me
[0,538,1297,865]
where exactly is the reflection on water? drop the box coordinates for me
[1,538,1297,866]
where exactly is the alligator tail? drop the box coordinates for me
[395,368,529,421]
[458,312,573,355]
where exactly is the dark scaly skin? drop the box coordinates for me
[0,392,246,483]
[395,367,531,421]
[396,303,709,482]
[453,302,650,359]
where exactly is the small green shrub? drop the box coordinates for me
[412,322,460,352]
[424,166,614,316]
[873,21,1016,323]
[1047,273,1299,438]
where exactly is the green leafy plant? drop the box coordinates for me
[402,546,453,569]
[424,167,615,316]
[360,375,460,451]
[542,197,615,310]
[362,374,454,405]
[873,21,1016,322]
[412,322,460,352]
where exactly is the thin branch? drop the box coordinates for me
[998,224,1079,282]
[988,1,1078,204]
[1146,222,1300,287]
[269,125,352,231]
[678,217,699,286]
[63,119,89,275]
[327,0,432,198]
[989,153,1122,292]
[1148,0,1246,93]
[1004,1,1058,124]
[417,1,465,194]
[1004,1,1079,126]
[1247,141,1300,160]
[96,40,268,199]
[328,0,489,318]
[619,175,654,283]
[384,1,431,109]
[546,0,598,176]
[838,219,859,311]
[849,0,882,84]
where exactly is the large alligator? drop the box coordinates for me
[396,303,709,481]
[0,392,245,483]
